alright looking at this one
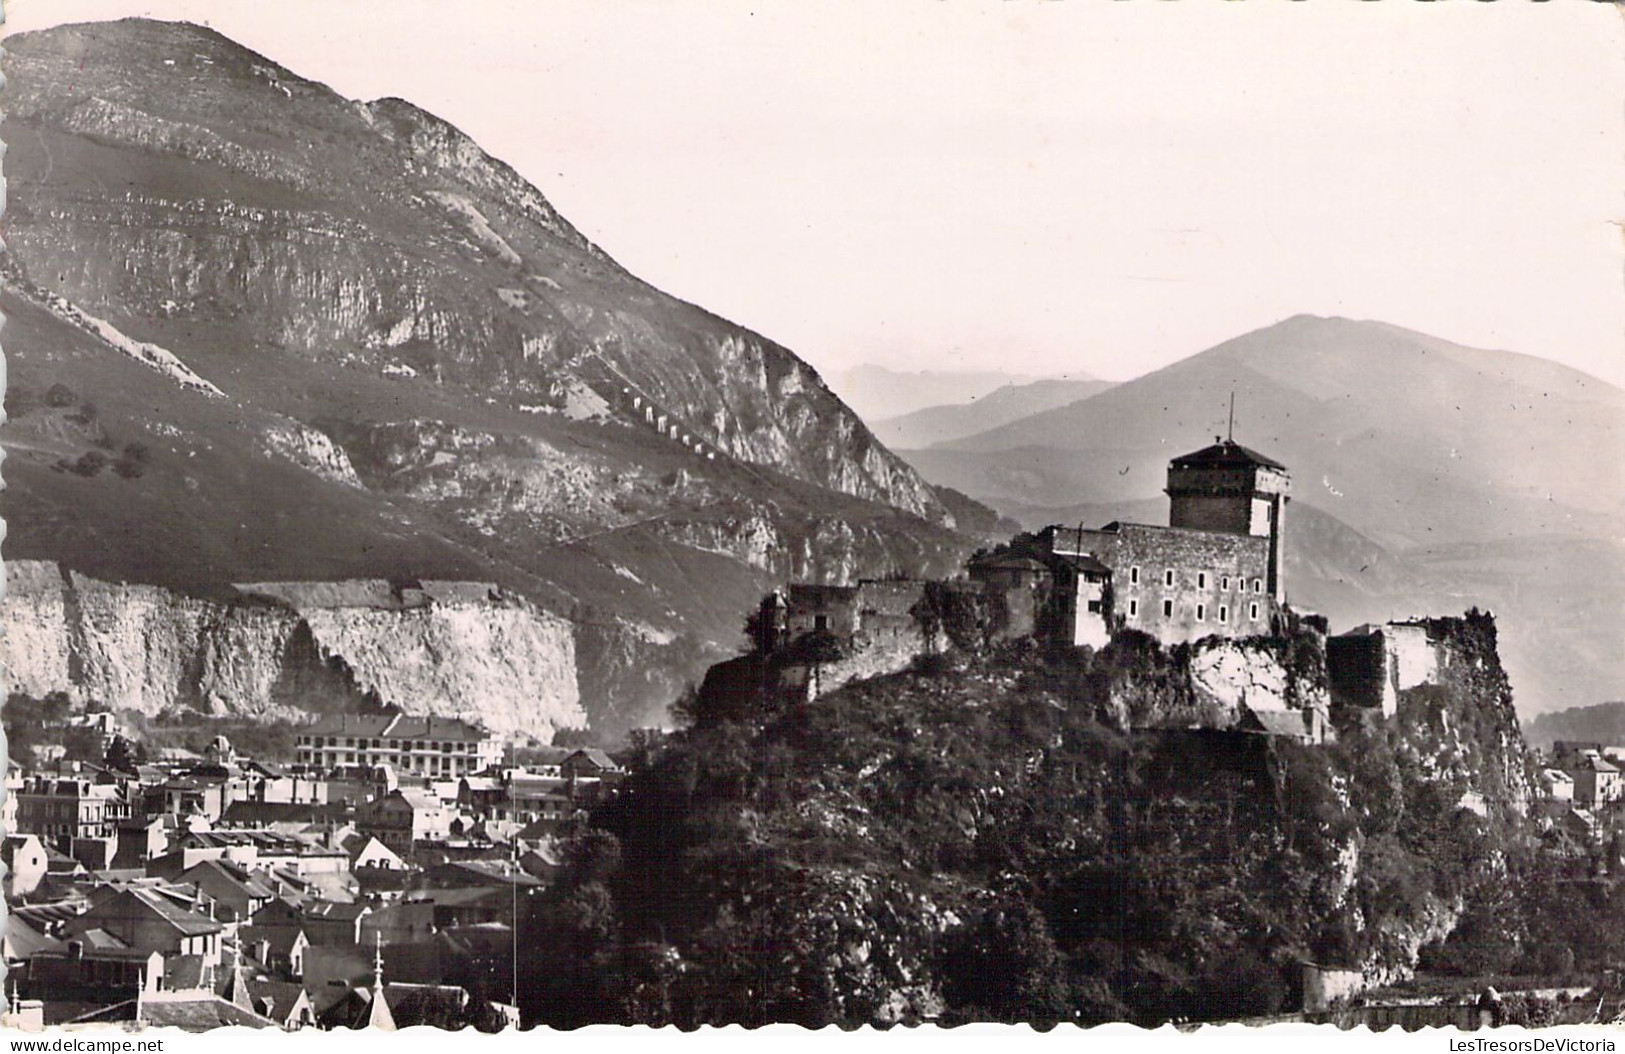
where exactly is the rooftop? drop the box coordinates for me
[302,712,492,742]
[1169,438,1287,472]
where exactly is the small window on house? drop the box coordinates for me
[1219,605,1228,624]
[1198,572,1207,589]
[1130,566,1140,585]
[1128,599,1138,618]
[1196,604,1206,622]
[1087,599,1102,613]
[814,614,828,632]
[1249,602,1260,620]
[1162,599,1174,618]
[1164,569,1175,587]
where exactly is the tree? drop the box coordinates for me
[61,725,106,763]
[938,897,1076,1024]
[105,735,144,775]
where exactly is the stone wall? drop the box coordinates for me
[1301,963,1366,1013]
[1326,632,1390,713]
[784,623,936,702]
[1051,523,1275,645]
[1327,622,1442,718]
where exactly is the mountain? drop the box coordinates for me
[897,315,1625,716]
[828,364,1058,422]
[1524,702,1625,752]
[0,19,973,737]
[870,378,1117,449]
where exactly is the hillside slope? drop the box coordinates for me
[0,18,973,735]
[870,378,1116,449]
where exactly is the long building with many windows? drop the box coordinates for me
[294,713,501,778]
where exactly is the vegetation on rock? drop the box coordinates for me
[515,615,1594,1027]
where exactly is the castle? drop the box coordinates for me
[973,435,1290,648]
[740,436,1296,704]
[729,432,1469,742]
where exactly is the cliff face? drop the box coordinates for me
[0,18,980,735]
[1,561,585,738]
[1388,611,1542,815]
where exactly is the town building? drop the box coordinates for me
[356,789,455,858]
[15,777,129,848]
[1567,753,1623,808]
[294,714,501,779]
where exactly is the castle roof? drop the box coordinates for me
[968,552,1049,572]
[1169,439,1287,472]
[1050,552,1112,577]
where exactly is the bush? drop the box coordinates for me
[123,442,151,463]
[113,458,146,479]
[44,383,77,408]
[71,450,109,476]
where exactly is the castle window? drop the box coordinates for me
[1128,599,1138,618]
[1162,599,1174,618]
[815,614,828,632]
[1253,578,1263,593]
[1249,602,1260,620]
[1087,599,1102,614]
[1196,603,1206,622]
[1221,575,1230,590]
[1130,566,1140,585]
[1219,605,1228,623]
[1164,569,1174,587]
[1198,572,1207,589]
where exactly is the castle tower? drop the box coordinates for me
[1165,437,1290,600]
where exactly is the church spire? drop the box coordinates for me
[224,939,254,1012]
[365,933,396,1031]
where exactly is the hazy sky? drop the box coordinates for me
[7,1,1624,386]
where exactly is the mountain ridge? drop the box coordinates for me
[0,17,975,735]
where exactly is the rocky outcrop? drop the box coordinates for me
[0,561,585,738]
[1387,610,1542,815]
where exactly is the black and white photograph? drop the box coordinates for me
[0,0,1621,1036]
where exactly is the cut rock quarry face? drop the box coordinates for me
[1,562,586,738]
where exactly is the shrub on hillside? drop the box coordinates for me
[44,382,77,408]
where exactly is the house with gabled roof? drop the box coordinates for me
[60,887,223,964]
[238,922,310,980]
[4,834,49,899]
[177,858,278,922]
[1568,753,1623,808]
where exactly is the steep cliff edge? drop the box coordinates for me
[1,561,585,738]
